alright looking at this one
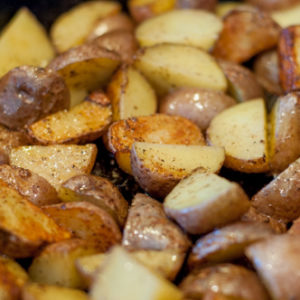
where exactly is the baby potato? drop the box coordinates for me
[177,0,217,11]
[245,0,300,11]
[0,66,70,130]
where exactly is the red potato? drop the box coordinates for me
[176,0,217,11]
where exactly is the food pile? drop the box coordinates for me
[0,0,299,299]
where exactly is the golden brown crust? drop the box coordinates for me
[245,0,300,11]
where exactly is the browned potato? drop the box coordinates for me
[253,50,282,95]
[43,202,121,250]
[246,234,300,300]
[122,193,190,253]
[59,174,128,226]
[203,292,245,300]
[245,0,300,11]
[213,9,280,63]
[0,66,70,130]
[0,180,70,258]
[180,264,269,300]
[176,0,217,11]
[159,88,236,130]
[251,157,300,223]
[188,222,274,269]
[217,60,264,102]
[271,3,300,28]
[289,216,300,234]
[0,165,59,206]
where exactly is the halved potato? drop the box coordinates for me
[69,87,89,108]
[0,8,54,77]
[136,9,222,51]
[177,0,217,11]
[216,2,252,18]
[131,143,225,198]
[28,91,112,145]
[107,65,157,121]
[50,1,121,52]
[9,144,97,190]
[289,216,300,234]
[90,246,183,300]
[164,170,250,234]
[207,99,269,173]
[105,114,205,174]
[0,180,70,258]
[246,0,300,11]
[134,43,227,97]
[272,3,300,28]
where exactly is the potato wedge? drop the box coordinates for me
[105,114,205,174]
[28,239,100,289]
[28,91,112,145]
[207,99,269,173]
[22,283,88,300]
[0,180,70,258]
[271,3,300,28]
[9,144,97,190]
[123,193,190,253]
[246,0,300,11]
[42,202,121,250]
[177,0,217,11]
[90,246,183,300]
[69,87,89,108]
[107,65,157,121]
[251,157,300,223]
[216,2,252,18]
[0,165,59,206]
[50,1,121,53]
[188,222,274,269]
[159,88,236,131]
[180,264,269,300]
[246,234,300,300]
[217,60,264,102]
[164,170,250,235]
[59,174,128,226]
[288,216,300,234]
[131,143,225,198]
[0,8,54,77]
[134,43,227,97]
[213,9,280,63]
[136,10,222,51]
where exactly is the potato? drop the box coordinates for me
[269,93,300,173]
[246,234,300,300]
[59,174,128,226]
[42,202,121,250]
[288,216,300,234]
[0,180,70,258]
[136,10,222,51]
[164,170,250,235]
[203,292,244,300]
[188,222,274,269]
[0,165,59,206]
[105,114,205,174]
[217,60,264,102]
[50,1,121,53]
[271,3,300,28]
[251,157,300,223]
[9,144,97,190]
[0,8,54,77]
[253,50,282,95]
[176,0,217,11]
[159,88,236,130]
[28,91,112,145]
[245,0,300,11]
[22,283,88,300]
[107,65,157,121]
[213,9,280,63]
[123,193,190,253]
[207,99,269,173]
[134,43,227,97]
[216,2,252,18]
[0,66,70,130]
[69,87,89,108]
[86,13,135,41]
[180,264,269,300]
[128,0,176,23]
[90,246,183,300]
[28,239,100,289]
[131,143,225,198]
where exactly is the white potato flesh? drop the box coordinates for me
[272,4,300,28]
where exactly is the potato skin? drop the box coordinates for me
[245,0,300,11]
[0,66,70,130]
[176,0,217,11]
[159,88,236,130]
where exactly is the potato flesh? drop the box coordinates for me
[272,3,300,28]
[136,10,222,50]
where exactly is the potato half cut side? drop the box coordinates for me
[50,1,121,53]
[107,65,157,121]
[134,43,227,96]
[136,9,222,50]
[207,98,269,173]
[9,144,97,190]
[271,3,300,28]
[0,180,70,258]
[131,143,225,198]
[0,8,54,77]
[164,171,250,235]
[90,246,183,300]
